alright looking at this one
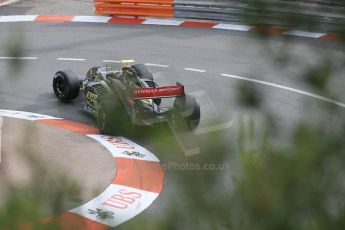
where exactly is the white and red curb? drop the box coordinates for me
[0,0,21,7]
[0,109,164,229]
[0,15,340,40]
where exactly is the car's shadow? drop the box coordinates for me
[18,92,201,159]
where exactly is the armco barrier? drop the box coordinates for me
[174,0,241,22]
[93,0,345,33]
[94,0,174,18]
[173,0,345,33]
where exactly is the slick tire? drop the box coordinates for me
[97,96,129,135]
[53,70,80,102]
[185,97,200,130]
[174,95,201,130]
[131,64,153,81]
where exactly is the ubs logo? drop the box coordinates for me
[103,189,142,209]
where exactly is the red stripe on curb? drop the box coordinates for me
[108,17,145,24]
[319,34,340,40]
[250,26,287,34]
[113,158,164,193]
[36,119,99,135]
[20,211,107,229]
[35,15,74,22]
[181,21,217,28]
[57,212,107,230]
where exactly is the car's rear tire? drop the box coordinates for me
[131,64,153,81]
[53,70,80,102]
[97,98,116,135]
[185,99,200,130]
[97,96,130,135]
[174,95,201,130]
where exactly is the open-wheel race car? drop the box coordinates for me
[52,60,200,134]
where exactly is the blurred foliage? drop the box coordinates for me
[230,122,345,230]
[242,0,345,36]
[6,24,25,75]
[237,81,262,107]
[304,61,332,92]
[1,1,345,230]
[0,124,80,229]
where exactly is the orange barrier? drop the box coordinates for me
[94,0,174,18]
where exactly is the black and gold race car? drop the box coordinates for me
[52,61,200,134]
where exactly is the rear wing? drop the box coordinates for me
[132,83,185,100]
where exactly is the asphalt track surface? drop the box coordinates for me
[1,22,345,227]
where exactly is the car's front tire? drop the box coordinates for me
[53,70,80,102]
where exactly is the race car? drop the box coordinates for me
[52,60,200,134]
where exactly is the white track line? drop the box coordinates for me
[221,74,345,108]
[195,120,234,135]
[145,63,170,68]
[184,68,206,73]
[0,56,37,60]
[57,58,86,61]
[103,60,121,63]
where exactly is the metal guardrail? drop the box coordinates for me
[92,0,345,33]
[174,1,243,22]
[174,0,345,33]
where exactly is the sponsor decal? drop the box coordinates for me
[122,150,145,158]
[132,85,184,99]
[86,91,98,102]
[70,184,160,227]
[102,136,135,150]
[102,189,142,209]
[27,114,48,119]
[87,134,160,162]
[88,208,114,220]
